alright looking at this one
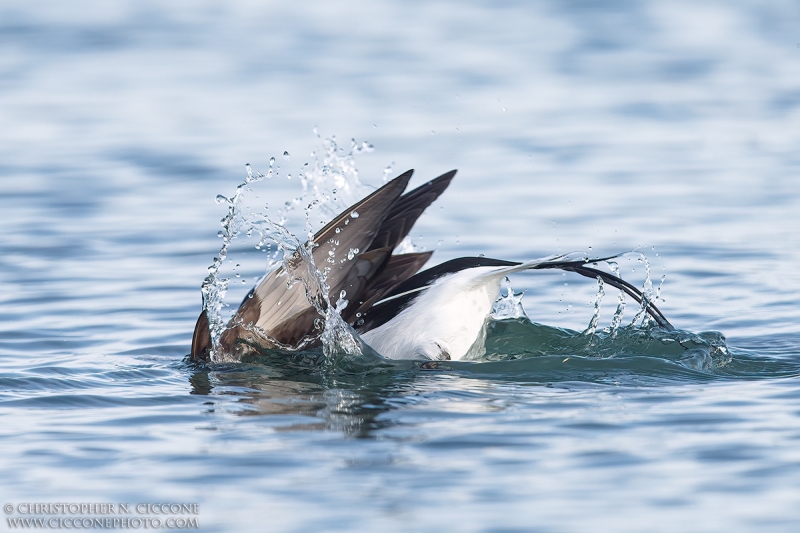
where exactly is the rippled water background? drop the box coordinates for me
[2,1,800,531]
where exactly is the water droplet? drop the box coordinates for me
[217,231,224,237]
[244,163,255,183]
[382,164,394,183]
[269,157,275,167]
[215,195,230,205]
[283,151,290,160]
[350,211,359,219]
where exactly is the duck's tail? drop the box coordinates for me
[488,254,674,330]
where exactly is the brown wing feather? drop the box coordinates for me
[337,247,394,323]
[222,170,414,349]
[310,169,412,302]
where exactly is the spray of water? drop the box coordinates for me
[201,164,268,346]
[201,134,378,365]
[628,253,655,328]
[584,276,605,337]
[492,277,528,320]
[201,135,682,369]
[606,260,626,337]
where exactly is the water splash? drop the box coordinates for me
[606,260,626,336]
[492,277,528,320]
[201,135,379,366]
[583,275,605,337]
[628,253,655,328]
[200,140,718,379]
[290,135,374,230]
[201,164,267,346]
[393,235,422,254]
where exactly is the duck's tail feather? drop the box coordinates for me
[490,255,674,330]
[536,261,673,330]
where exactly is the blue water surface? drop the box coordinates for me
[2,1,800,531]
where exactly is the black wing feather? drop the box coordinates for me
[353,251,434,317]
[367,170,456,251]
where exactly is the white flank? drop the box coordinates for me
[361,259,552,360]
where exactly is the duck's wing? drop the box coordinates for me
[249,169,455,328]
[308,170,415,300]
[231,170,415,341]
[191,171,414,360]
[368,170,456,251]
[349,251,434,320]
[310,170,458,324]
[345,170,457,318]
